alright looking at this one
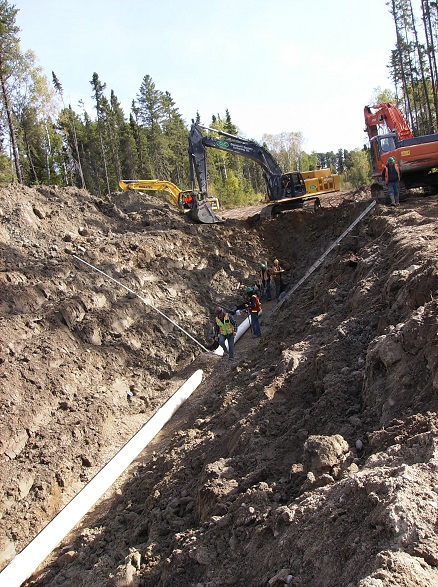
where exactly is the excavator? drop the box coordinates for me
[187,122,340,219]
[364,103,438,200]
[118,179,221,224]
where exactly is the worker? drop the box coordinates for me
[183,194,194,209]
[383,156,401,206]
[258,263,271,301]
[214,306,237,360]
[271,259,285,299]
[230,285,257,315]
[246,290,262,337]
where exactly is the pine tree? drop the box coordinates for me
[137,74,168,178]
[421,0,438,129]
[52,71,86,188]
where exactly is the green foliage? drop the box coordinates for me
[0,0,20,75]
[0,12,380,205]
[387,0,438,135]
[343,148,372,188]
[0,152,12,185]
[262,131,304,171]
[369,86,396,105]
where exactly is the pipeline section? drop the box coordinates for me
[72,255,210,352]
[213,310,261,354]
[270,200,376,316]
[0,370,204,587]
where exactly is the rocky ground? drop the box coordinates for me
[0,183,437,587]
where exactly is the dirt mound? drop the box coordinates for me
[0,184,437,587]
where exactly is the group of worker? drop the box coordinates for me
[212,258,286,360]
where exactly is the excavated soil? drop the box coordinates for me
[0,184,437,587]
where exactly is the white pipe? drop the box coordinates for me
[0,369,204,587]
[72,255,210,353]
[271,200,376,315]
[213,309,262,354]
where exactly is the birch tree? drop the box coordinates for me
[0,0,22,182]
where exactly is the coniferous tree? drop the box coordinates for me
[388,0,438,134]
[130,101,149,178]
[52,71,86,188]
[90,72,110,194]
[137,74,168,178]
[421,0,438,129]
[161,90,189,187]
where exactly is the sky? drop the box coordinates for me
[14,0,396,154]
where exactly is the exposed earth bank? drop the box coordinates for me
[0,184,437,587]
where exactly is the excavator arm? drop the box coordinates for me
[118,178,221,224]
[119,179,181,206]
[364,103,413,141]
[188,122,306,203]
[364,103,438,196]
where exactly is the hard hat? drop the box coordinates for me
[388,157,396,163]
[274,259,279,264]
[260,263,266,269]
[215,306,223,315]
[245,286,254,294]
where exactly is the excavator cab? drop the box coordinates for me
[178,190,223,224]
[118,179,222,224]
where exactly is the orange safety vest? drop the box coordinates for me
[272,264,283,281]
[249,294,261,313]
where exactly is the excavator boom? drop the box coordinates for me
[119,179,181,206]
[118,179,222,224]
[364,103,438,195]
[188,123,340,216]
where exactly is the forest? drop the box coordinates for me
[0,0,437,208]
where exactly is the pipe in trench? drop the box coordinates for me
[270,200,377,316]
[2,199,369,584]
[213,309,261,354]
[72,255,210,353]
[0,370,204,587]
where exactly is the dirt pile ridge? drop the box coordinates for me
[0,184,437,587]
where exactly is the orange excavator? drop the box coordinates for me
[364,103,438,199]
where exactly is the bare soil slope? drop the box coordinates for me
[0,185,437,587]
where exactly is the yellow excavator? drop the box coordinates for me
[118,179,221,223]
[188,123,341,218]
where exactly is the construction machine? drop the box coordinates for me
[118,179,221,223]
[187,122,340,218]
[364,103,438,200]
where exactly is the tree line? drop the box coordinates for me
[388,0,438,135]
[0,1,435,207]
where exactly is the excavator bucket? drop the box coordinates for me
[190,199,223,224]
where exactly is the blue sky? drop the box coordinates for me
[15,0,396,153]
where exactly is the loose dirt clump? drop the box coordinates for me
[0,184,437,587]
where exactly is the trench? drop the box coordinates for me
[1,200,376,586]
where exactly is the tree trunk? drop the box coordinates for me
[421,0,438,129]
[407,0,434,133]
[0,66,22,183]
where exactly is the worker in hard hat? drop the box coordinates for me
[258,263,272,301]
[245,289,262,337]
[271,259,285,300]
[213,306,237,360]
[382,156,401,206]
